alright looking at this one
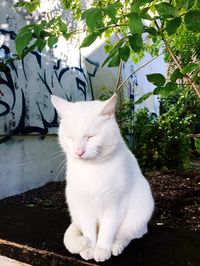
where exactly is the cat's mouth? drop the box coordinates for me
[75,154,85,159]
[74,152,97,160]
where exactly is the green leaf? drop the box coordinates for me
[129,13,143,35]
[63,32,73,40]
[139,0,154,5]
[171,68,184,82]
[146,73,166,86]
[21,40,38,58]
[85,8,103,31]
[145,27,158,36]
[108,53,120,67]
[140,12,153,20]
[157,82,178,97]
[26,2,40,13]
[17,24,34,34]
[16,0,40,13]
[166,17,182,35]
[134,92,153,104]
[102,49,118,68]
[37,39,46,53]
[195,138,200,153]
[156,3,178,18]
[188,0,196,9]
[197,0,200,9]
[47,17,59,27]
[129,34,143,52]
[153,86,163,95]
[102,38,125,67]
[15,31,33,56]
[41,30,54,38]
[80,33,98,48]
[104,6,117,22]
[58,17,67,32]
[119,45,130,62]
[103,3,122,23]
[82,8,97,19]
[82,8,104,31]
[131,3,140,13]
[61,0,72,9]
[48,36,58,49]
[181,63,199,74]
[175,0,187,8]
[33,24,43,37]
[15,1,27,7]
[184,10,200,32]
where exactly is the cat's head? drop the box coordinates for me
[51,94,120,160]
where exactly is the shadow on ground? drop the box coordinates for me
[0,201,199,266]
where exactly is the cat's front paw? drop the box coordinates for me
[112,240,125,256]
[80,247,95,260]
[64,235,90,254]
[94,247,111,262]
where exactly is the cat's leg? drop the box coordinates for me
[63,223,90,254]
[78,213,97,260]
[93,208,123,262]
[112,194,153,256]
[67,199,97,260]
[112,221,148,256]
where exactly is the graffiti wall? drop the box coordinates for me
[0,11,100,135]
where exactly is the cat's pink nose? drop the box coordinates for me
[74,148,85,157]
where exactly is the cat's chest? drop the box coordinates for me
[67,161,119,199]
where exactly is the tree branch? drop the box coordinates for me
[115,52,164,94]
[154,20,200,99]
[162,35,200,98]
[115,60,123,92]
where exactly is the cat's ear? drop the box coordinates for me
[100,93,117,117]
[51,95,69,117]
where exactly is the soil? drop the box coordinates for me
[1,160,200,232]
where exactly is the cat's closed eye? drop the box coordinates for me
[87,136,95,140]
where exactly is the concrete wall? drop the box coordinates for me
[0,135,64,199]
[0,0,167,199]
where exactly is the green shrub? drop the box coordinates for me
[116,89,199,171]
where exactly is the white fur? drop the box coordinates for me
[51,94,154,262]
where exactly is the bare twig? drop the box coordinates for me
[115,52,164,94]
[115,60,123,92]
[67,23,128,36]
[189,134,200,138]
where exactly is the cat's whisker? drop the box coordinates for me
[48,150,65,158]
[55,164,66,181]
[18,160,31,166]
[55,158,66,181]
[46,152,65,163]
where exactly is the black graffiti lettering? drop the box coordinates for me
[0,29,99,135]
[76,77,87,100]
[0,100,10,116]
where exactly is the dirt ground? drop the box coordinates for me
[2,159,200,232]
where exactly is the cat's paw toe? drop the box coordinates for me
[94,247,111,262]
[64,235,90,254]
[80,247,95,260]
[112,241,125,256]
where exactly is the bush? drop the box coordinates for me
[116,88,200,171]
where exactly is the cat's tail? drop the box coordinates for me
[63,223,90,254]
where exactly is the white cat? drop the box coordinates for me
[51,94,154,262]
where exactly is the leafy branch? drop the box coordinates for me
[13,0,200,102]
